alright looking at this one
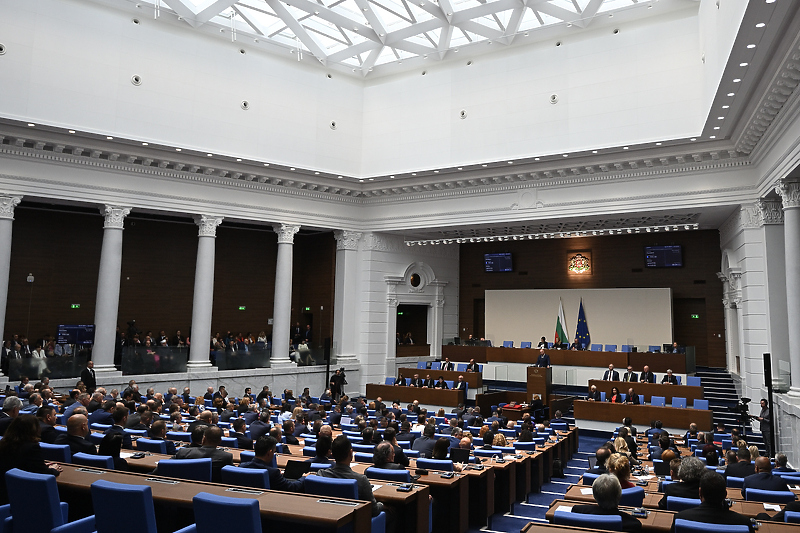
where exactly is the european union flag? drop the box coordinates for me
[575,299,590,350]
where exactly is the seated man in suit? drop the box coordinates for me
[148,420,178,454]
[587,447,612,475]
[572,474,642,533]
[465,359,480,372]
[673,471,754,532]
[318,436,384,517]
[453,375,468,391]
[422,374,435,388]
[305,434,334,465]
[587,385,602,401]
[774,453,796,473]
[441,358,455,372]
[37,405,59,444]
[535,349,551,368]
[741,456,791,497]
[625,388,640,405]
[529,394,544,413]
[373,441,403,469]
[241,435,304,492]
[639,365,655,383]
[54,414,97,455]
[411,424,437,458]
[409,374,424,388]
[661,369,679,385]
[434,376,449,389]
[104,406,133,449]
[229,419,254,450]
[658,456,704,508]
[551,410,569,427]
[569,336,583,351]
[166,425,234,482]
[602,364,620,382]
[724,446,756,479]
[621,366,638,383]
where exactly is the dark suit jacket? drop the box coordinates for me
[465,362,480,372]
[588,390,602,401]
[572,504,642,533]
[673,502,753,532]
[0,413,14,436]
[658,480,700,508]
[172,445,234,482]
[393,377,406,386]
[412,435,436,458]
[54,433,97,455]
[374,461,403,470]
[230,432,254,450]
[441,362,455,371]
[422,379,435,388]
[80,368,97,392]
[249,420,271,441]
[240,457,304,492]
[88,410,114,426]
[409,378,424,387]
[453,381,467,391]
[602,370,620,381]
[622,372,638,382]
[639,372,655,383]
[724,461,756,479]
[39,423,58,444]
[535,354,551,367]
[318,463,382,516]
[661,375,679,385]
[305,456,334,465]
[741,472,791,498]
[434,380,449,389]
[105,425,133,449]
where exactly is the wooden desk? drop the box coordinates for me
[546,499,675,532]
[399,367,483,390]
[573,400,713,431]
[365,384,465,407]
[587,380,704,404]
[55,463,372,533]
[397,344,431,357]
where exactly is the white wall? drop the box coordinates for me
[485,288,672,349]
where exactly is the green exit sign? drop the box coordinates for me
[397,311,404,316]
[304,307,311,311]
[71,304,80,309]
[691,314,700,319]
[238,306,246,311]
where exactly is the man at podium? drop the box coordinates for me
[535,349,551,368]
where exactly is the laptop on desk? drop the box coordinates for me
[284,459,312,479]
[449,447,471,464]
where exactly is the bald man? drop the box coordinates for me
[741,456,790,497]
[54,414,97,455]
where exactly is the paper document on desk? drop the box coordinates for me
[763,504,781,511]
[555,505,574,513]
[120,452,135,458]
[636,475,654,480]
[371,484,383,492]
[580,488,593,495]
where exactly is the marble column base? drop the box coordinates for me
[271,358,298,369]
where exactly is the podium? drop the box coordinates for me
[527,366,552,406]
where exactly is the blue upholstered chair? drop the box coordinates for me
[416,458,454,471]
[582,473,600,485]
[686,376,702,387]
[651,396,666,407]
[5,468,95,533]
[39,442,71,463]
[726,476,745,488]
[693,399,709,410]
[648,345,660,353]
[220,465,270,489]
[744,488,797,503]
[605,344,617,352]
[155,458,212,482]
[175,492,261,533]
[619,486,645,506]
[672,397,687,409]
[502,341,513,348]
[666,496,701,511]
[303,477,386,533]
[364,467,411,482]
[72,452,114,469]
[553,509,621,531]
[137,438,168,454]
[590,344,602,351]
[520,342,532,349]
[91,479,157,533]
[674,520,748,533]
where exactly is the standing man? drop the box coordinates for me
[602,364,619,381]
[622,366,638,382]
[291,322,302,349]
[80,361,97,394]
[757,398,772,458]
[303,324,312,344]
[535,349,551,368]
[639,365,655,383]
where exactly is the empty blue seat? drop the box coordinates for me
[605,344,617,352]
[220,465,270,489]
[352,444,376,453]
[620,345,632,352]
[89,432,106,446]
[416,361,426,369]
[551,422,568,432]
[784,511,800,523]
[744,488,797,503]
[137,438,168,454]
[672,397,687,409]
[220,437,238,448]
[124,429,148,438]
[686,376,702,387]
[693,399,709,410]
[513,441,537,451]
[474,449,503,459]
[91,479,157,533]
[416,458,454,471]
[39,442,71,463]
[674,519,748,533]
[354,452,374,463]
[726,476,745,488]
[155,458,212,482]
[520,342,532,349]
[553,510,622,531]
[303,476,386,533]
[445,381,455,389]
[365,467,411,482]
[502,341,513,348]
[73,452,114,469]
[167,431,192,442]
[175,492,261,533]
[431,362,441,370]
[619,486,645,506]
[456,364,467,372]
[648,345,660,352]
[384,377,394,385]
[600,392,606,402]
[404,449,420,458]
[590,344,602,351]
[651,396,666,407]
[666,496,701,511]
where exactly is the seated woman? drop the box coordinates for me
[0,414,63,504]
[613,436,639,465]
[492,433,509,447]
[432,437,462,471]
[393,373,405,386]
[434,377,449,389]
[609,386,624,403]
[607,453,636,489]
[518,429,534,442]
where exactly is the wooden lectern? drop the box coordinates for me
[527,366,552,406]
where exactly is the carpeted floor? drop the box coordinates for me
[469,431,609,533]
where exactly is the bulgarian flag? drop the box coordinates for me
[554,299,569,346]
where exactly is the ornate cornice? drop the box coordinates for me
[194,215,223,237]
[101,205,131,229]
[0,196,22,221]
[273,223,300,244]
[759,198,784,224]
[777,179,800,209]
[334,230,362,251]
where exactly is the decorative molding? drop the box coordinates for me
[363,233,404,252]
[101,205,131,229]
[194,215,224,237]
[334,230,362,251]
[777,179,800,209]
[759,198,785,224]
[273,223,301,244]
[0,195,22,220]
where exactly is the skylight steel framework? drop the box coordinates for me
[126,0,654,75]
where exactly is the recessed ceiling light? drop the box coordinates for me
[709,136,716,139]
[746,44,756,49]
[562,154,568,157]
[756,22,765,28]
[722,105,730,109]
[434,170,439,173]
[359,179,363,182]
[141,142,148,145]
[656,142,662,145]
[236,158,242,162]
[507,161,513,164]
[27,123,35,127]
[733,78,741,83]
[766,0,775,4]
[623,146,629,150]
[337,176,343,179]
[175,148,181,151]
[457,167,463,170]
[390,175,395,178]
[412,173,416,176]
[68,130,76,134]
[727,93,735,97]
[718,117,725,120]
[592,150,598,154]
[481,164,487,167]
[534,157,540,161]
[740,62,749,67]
[314,172,319,175]
[368,178,374,181]
[207,153,213,157]
[714,127,720,130]
[107,136,114,140]
[690,138,696,141]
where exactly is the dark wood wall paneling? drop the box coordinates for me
[458,230,726,367]
[5,205,336,347]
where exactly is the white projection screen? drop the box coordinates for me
[485,288,673,349]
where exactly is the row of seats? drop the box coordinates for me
[599,393,708,410]
[383,377,466,388]
[501,342,666,352]
[414,361,484,372]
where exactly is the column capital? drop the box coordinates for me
[273,223,300,244]
[194,215,224,237]
[716,272,728,283]
[776,179,800,209]
[0,196,23,220]
[759,198,784,225]
[334,230,362,251]
[101,205,131,229]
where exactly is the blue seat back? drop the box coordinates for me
[5,468,67,532]
[474,449,503,458]
[674,519,749,533]
[551,422,568,432]
[157,458,212,482]
[90,432,106,445]
[726,476,745,488]
[619,486,645,506]
[456,364,467,372]
[553,510,622,531]
[590,344,602,351]
[364,467,412,482]
[220,466,270,489]
[352,443,375,453]
[502,341,513,348]
[651,396,666,407]
[686,376,702,387]
[220,437,238,448]
[137,438,168,454]
[39,442,71,463]
[744,488,797,503]
[672,397,687,409]
[600,392,606,402]
[384,377,394,385]
[416,361,426,369]
[605,344,617,352]
[431,362,441,370]
[416,458,454,471]
[445,381,454,389]
[520,342,532,349]
[784,511,800,523]
[620,345,631,352]
[192,492,261,533]
[582,472,600,485]
[666,496,701,511]
[91,479,157,533]
[305,476,359,499]
[354,452,374,463]
[124,428,148,438]
[648,345,660,352]
[73,452,114,469]
[513,441,537,451]
[309,463,332,472]
[166,431,192,442]
[693,399,709,410]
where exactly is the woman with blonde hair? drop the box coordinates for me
[749,445,760,461]
[607,453,635,489]
[492,433,508,447]
[614,436,639,465]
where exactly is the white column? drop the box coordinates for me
[188,215,223,368]
[333,230,361,363]
[92,205,130,372]
[271,223,300,368]
[777,180,800,396]
[0,196,22,351]
[429,281,447,358]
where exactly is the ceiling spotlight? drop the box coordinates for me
[718,116,725,120]
[27,123,35,127]
[740,62,748,67]
[107,136,114,140]
[656,142,662,145]
[690,138,696,141]
[623,146,629,150]
[482,164,487,167]
[722,105,730,109]
[457,167,463,170]
[236,158,242,162]
[314,171,319,175]
[338,176,343,179]
[562,154,568,157]
[434,170,439,173]
[290,167,295,171]
[727,92,735,97]
[507,161,513,164]
[390,175,395,178]
[175,148,181,151]
[141,142,148,145]
[714,126,720,130]
[68,130,76,134]
[412,173,416,176]
[733,78,741,83]
[264,163,269,166]
[756,22,765,28]
[592,150,598,154]
[534,157,540,161]
[207,153,213,157]
[746,44,756,49]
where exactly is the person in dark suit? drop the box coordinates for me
[572,474,642,533]
[661,369,679,385]
[723,447,756,479]
[161,426,233,482]
[741,456,791,497]
[441,358,455,372]
[569,336,583,350]
[318,436,384,517]
[80,361,97,394]
[104,406,133,449]
[774,454,796,473]
[88,400,115,426]
[535,349,551,368]
[148,420,177,454]
[672,471,754,532]
[434,376,448,389]
[639,365,655,383]
[0,397,22,436]
[588,385,602,401]
[537,337,548,349]
[409,374,424,388]
[393,373,406,386]
[602,364,620,381]
[0,415,63,504]
[587,447,612,475]
[229,419,254,450]
[241,436,304,491]
[621,366,638,383]
[373,441,403,469]
[625,388,640,405]
[465,359,480,372]
[54,414,97,455]
[411,424,437,458]
[423,375,435,388]
[36,406,59,444]
[305,434,334,465]
[453,376,468,391]
[396,421,415,446]
[658,456,705,508]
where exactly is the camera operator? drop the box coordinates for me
[330,368,346,402]
[757,398,771,458]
